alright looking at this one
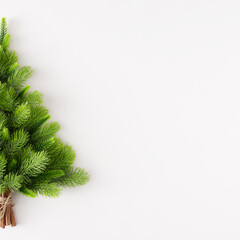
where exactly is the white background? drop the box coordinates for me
[1,0,240,239]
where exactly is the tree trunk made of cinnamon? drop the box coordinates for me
[0,190,16,228]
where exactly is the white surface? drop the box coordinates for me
[1,0,240,239]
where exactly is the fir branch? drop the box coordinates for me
[1,127,9,142]
[2,173,23,192]
[48,138,76,169]
[8,158,17,172]
[0,83,16,111]
[29,181,62,198]
[4,129,29,157]
[31,121,60,144]
[56,167,89,187]
[11,102,31,127]
[33,170,64,182]
[16,145,32,164]
[19,187,37,198]
[33,136,54,151]
[0,18,7,45]
[29,115,50,134]
[0,153,7,178]
[7,66,33,89]
[8,62,19,75]
[19,150,49,177]
[17,85,30,99]
[0,48,18,82]
[24,90,43,106]
[0,111,6,129]
[2,33,10,51]
[24,105,49,130]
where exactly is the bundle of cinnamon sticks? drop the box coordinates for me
[0,190,16,228]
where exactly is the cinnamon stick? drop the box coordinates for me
[10,205,16,227]
[5,204,11,226]
[0,212,4,228]
[0,217,5,228]
[4,190,10,226]
[0,193,5,228]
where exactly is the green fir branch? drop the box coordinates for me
[0,18,7,45]
[19,150,49,177]
[56,168,89,187]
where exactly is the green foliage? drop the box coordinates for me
[48,138,76,169]
[8,66,33,89]
[0,18,7,45]
[2,33,10,51]
[56,168,89,187]
[0,173,23,192]
[11,102,30,127]
[0,83,16,111]
[34,170,65,182]
[8,158,17,172]
[24,105,49,131]
[19,150,49,177]
[2,127,9,142]
[19,187,37,198]
[24,90,43,106]
[31,122,60,143]
[0,18,89,197]
[4,129,29,157]
[17,85,30,99]
[0,154,7,177]
[3,173,23,192]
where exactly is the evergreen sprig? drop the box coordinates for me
[0,18,89,198]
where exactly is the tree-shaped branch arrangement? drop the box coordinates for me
[0,18,89,228]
